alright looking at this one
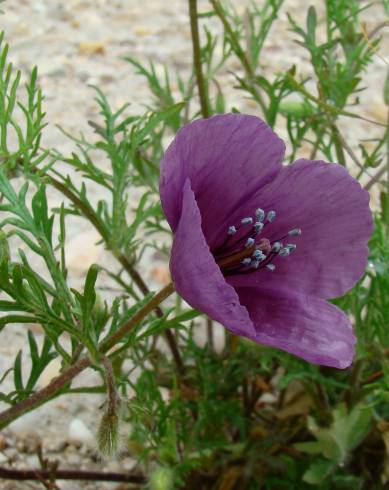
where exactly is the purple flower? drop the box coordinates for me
[160,114,373,368]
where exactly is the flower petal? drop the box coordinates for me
[228,160,373,299]
[236,286,356,368]
[170,179,256,337]
[160,114,285,248]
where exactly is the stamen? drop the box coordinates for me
[216,207,301,278]
[271,241,282,252]
[252,249,266,260]
[254,222,264,234]
[279,247,290,257]
[255,208,265,221]
[241,217,253,225]
[286,243,297,252]
[245,237,255,248]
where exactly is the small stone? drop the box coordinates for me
[66,229,101,277]
[68,419,94,445]
[369,102,387,124]
[37,358,62,388]
[149,265,170,285]
[71,19,81,29]
[134,25,153,36]
[9,412,40,438]
[0,434,7,451]
[78,41,106,56]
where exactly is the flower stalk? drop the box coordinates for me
[188,0,210,118]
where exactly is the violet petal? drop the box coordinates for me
[236,286,356,368]
[170,179,256,337]
[160,114,285,249]
[228,159,373,299]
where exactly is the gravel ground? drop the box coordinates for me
[0,1,387,488]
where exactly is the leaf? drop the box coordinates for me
[303,458,335,485]
[306,6,317,45]
[83,264,99,312]
[139,102,185,139]
[165,309,201,327]
[384,68,389,106]
[13,350,23,391]
[0,315,38,333]
[297,403,372,464]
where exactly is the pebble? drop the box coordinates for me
[68,419,94,446]
[66,229,101,277]
[78,41,106,56]
[0,434,7,451]
[37,358,62,388]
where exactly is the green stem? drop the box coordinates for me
[100,282,175,353]
[385,107,389,237]
[0,282,175,430]
[189,0,210,118]
[209,0,267,113]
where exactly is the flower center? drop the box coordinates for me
[212,208,301,276]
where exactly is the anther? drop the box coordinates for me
[228,226,237,235]
[254,222,264,233]
[288,228,301,236]
[272,241,282,252]
[241,217,253,225]
[252,249,265,260]
[279,247,290,257]
[267,210,276,222]
[245,237,255,248]
[252,260,260,269]
[241,258,252,266]
[266,264,276,271]
[255,208,265,221]
[286,244,297,252]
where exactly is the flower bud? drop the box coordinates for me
[97,410,119,457]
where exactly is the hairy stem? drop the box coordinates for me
[189,0,210,118]
[0,282,175,430]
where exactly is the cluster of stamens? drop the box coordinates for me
[213,207,301,277]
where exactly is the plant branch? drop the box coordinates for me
[0,282,175,429]
[364,164,387,191]
[100,282,175,353]
[37,171,185,374]
[0,357,91,430]
[0,466,146,484]
[189,0,210,118]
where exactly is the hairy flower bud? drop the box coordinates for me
[97,410,119,457]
